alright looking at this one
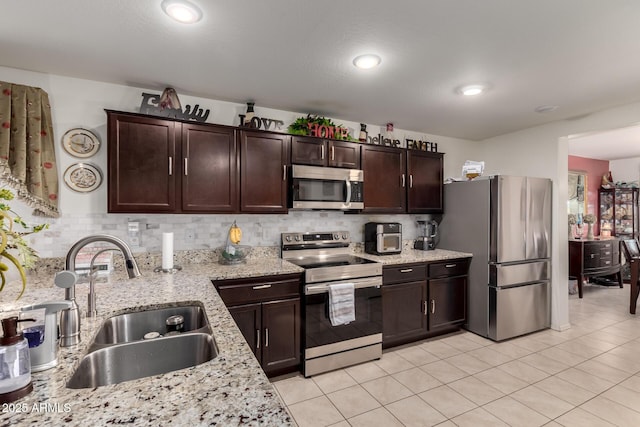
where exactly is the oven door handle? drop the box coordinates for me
[305,277,381,295]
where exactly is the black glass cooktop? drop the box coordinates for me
[287,254,377,269]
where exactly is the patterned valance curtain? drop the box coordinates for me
[0,81,59,217]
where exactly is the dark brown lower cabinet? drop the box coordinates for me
[382,259,469,349]
[214,273,302,377]
[382,280,427,346]
[228,298,300,375]
[428,277,466,330]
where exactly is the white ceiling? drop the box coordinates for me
[569,124,640,161]
[2,1,640,142]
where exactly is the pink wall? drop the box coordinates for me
[568,155,610,234]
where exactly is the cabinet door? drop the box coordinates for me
[261,298,301,375]
[382,281,427,346]
[328,140,360,169]
[361,145,406,213]
[407,150,443,213]
[108,112,178,212]
[228,303,262,363]
[583,242,601,269]
[181,123,238,212]
[240,131,290,213]
[291,135,325,166]
[428,277,466,330]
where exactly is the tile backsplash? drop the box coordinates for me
[28,211,439,258]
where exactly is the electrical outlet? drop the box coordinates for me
[127,220,141,246]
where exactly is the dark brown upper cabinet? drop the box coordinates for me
[180,122,238,212]
[361,145,443,214]
[107,110,238,213]
[239,130,291,213]
[361,145,406,213]
[407,150,444,214]
[291,135,360,169]
[108,112,178,213]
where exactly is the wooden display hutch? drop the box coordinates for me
[599,187,639,239]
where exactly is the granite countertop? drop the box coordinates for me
[359,248,472,265]
[1,258,303,426]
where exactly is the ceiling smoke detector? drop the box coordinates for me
[162,0,202,24]
[353,54,382,70]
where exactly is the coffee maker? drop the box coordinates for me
[414,220,439,250]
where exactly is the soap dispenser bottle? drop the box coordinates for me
[0,317,34,403]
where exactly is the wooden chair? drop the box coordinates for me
[621,239,640,314]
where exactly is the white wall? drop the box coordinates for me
[610,156,640,183]
[479,101,640,332]
[0,66,480,257]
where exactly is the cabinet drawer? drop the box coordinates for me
[599,258,613,268]
[383,264,426,284]
[214,274,301,306]
[428,259,470,278]
[600,248,613,257]
[597,241,614,251]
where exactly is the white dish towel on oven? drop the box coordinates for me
[328,282,355,326]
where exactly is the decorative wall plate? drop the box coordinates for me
[62,128,100,158]
[63,163,102,193]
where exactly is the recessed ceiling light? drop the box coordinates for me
[353,54,382,70]
[457,84,487,96]
[162,0,202,24]
[534,105,559,113]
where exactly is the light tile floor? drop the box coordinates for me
[272,282,640,426]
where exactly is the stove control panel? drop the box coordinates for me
[281,231,350,248]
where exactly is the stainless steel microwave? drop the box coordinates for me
[290,165,364,210]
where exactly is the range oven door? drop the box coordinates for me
[303,276,382,353]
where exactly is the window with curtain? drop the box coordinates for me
[0,81,59,217]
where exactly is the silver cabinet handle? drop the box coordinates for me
[321,145,325,160]
[168,157,173,176]
[252,284,272,290]
[283,165,286,181]
[401,174,406,187]
[256,330,260,349]
[423,301,427,315]
[184,158,188,176]
[400,268,413,273]
[410,174,413,188]
[265,328,269,347]
[590,254,595,259]
[445,264,456,268]
[431,300,436,314]
[331,146,335,161]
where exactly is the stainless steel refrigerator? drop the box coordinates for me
[439,175,551,341]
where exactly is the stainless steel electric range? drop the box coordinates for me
[281,231,382,377]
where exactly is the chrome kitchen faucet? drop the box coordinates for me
[56,235,141,347]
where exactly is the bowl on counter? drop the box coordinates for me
[217,245,252,265]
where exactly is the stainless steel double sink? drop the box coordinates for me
[67,303,218,389]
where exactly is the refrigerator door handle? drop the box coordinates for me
[490,261,550,287]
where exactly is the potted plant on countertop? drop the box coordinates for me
[0,188,48,299]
